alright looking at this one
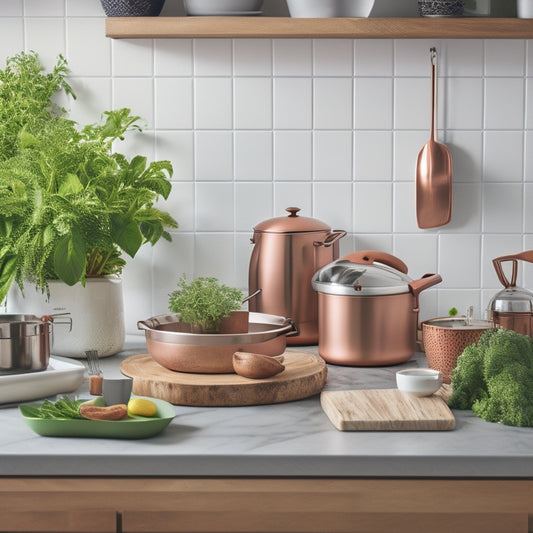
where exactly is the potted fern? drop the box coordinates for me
[0,52,178,357]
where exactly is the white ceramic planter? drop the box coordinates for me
[517,0,533,18]
[6,277,125,358]
[286,0,375,17]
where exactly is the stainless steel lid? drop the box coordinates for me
[0,315,48,339]
[488,287,533,314]
[312,259,412,296]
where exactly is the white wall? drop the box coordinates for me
[2,0,533,333]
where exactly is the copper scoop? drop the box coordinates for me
[416,47,452,229]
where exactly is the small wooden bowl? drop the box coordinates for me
[233,352,285,379]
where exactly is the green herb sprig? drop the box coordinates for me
[19,396,85,419]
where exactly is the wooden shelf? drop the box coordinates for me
[106,16,533,39]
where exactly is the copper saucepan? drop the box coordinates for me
[312,250,442,366]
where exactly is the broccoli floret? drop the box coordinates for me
[449,328,533,427]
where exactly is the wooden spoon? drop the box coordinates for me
[233,352,285,379]
[416,47,452,229]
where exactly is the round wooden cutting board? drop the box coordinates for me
[120,351,327,407]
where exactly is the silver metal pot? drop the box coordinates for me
[0,314,53,375]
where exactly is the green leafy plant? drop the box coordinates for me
[449,328,533,427]
[0,51,178,302]
[19,396,85,420]
[448,307,458,316]
[168,276,243,333]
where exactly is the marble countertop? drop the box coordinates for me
[1,337,532,478]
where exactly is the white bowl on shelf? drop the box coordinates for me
[518,0,533,18]
[286,0,375,18]
[184,0,264,15]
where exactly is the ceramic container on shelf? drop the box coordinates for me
[184,0,264,15]
[100,0,166,16]
[286,0,375,18]
[418,0,464,16]
[6,277,125,358]
[517,0,533,18]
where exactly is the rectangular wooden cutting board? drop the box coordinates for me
[320,388,455,431]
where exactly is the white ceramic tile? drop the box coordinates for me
[235,233,255,290]
[112,129,155,165]
[393,234,439,279]
[235,131,273,181]
[195,182,234,231]
[355,77,393,130]
[2,0,22,16]
[273,39,312,76]
[526,78,533,130]
[67,77,112,125]
[354,39,393,77]
[338,233,356,257]
[0,19,24,65]
[314,78,352,130]
[418,290,438,323]
[155,78,193,130]
[235,182,273,231]
[234,78,272,130]
[482,234,524,289]
[273,78,312,129]
[394,78,429,130]
[439,234,481,288]
[113,77,154,129]
[234,39,272,76]
[66,0,103,16]
[314,131,352,181]
[527,40,533,77]
[353,234,393,255]
[66,18,110,76]
[484,77,525,130]
[483,131,524,182]
[438,290,484,321]
[354,182,392,233]
[440,39,483,77]
[24,0,64,16]
[313,39,353,76]
[443,77,483,130]
[160,181,195,232]
[155,39,193,76]
[155,131,194,181]
[193,39,232,76]
[523,234,533,288]
[393,131,428,180]
[354,131,392,181]
[445,131,483,182]
[313,182,352,232]
[483,183,523,233]
[195,131,233,180]
[152,233,195,316]
[393,181,420,233]
[526,131,533,181]
[525,184,533,233]
[194,233,236,285]
[485,39,525,77]
[442,182,482,233]
[394,39,442,77]
[25,18,65,70]
[273,131,312,180]
[195,77,232,129]
[112,39,153,77]
[273,182,312,215]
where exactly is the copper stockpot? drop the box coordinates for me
[248,207,346,345]
[488,250,533,337]
[312,250,442,366]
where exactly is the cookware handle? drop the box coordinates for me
[137,320,151,331]
[284,318,300,338]
[409,273,442,297]
[314,230,347,248]
[339,250,409,275]
[492,250,533,288]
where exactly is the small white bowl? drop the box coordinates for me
[396,369,442,397]
[286,0,375,18]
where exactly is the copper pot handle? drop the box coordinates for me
[314,230,347,248]
[492,250,533,288]
[409,273,442,297]
[339,250,409,274]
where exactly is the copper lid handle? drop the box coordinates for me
[339,250,409,275]
[493,250,533,288]
[285,207,300,217]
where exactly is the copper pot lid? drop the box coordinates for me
[488,286,533,314]
[253,207,332,234]
[312,259,413,296]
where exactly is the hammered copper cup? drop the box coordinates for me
[422,318,492,384]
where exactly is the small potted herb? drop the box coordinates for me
[168,276,247,334]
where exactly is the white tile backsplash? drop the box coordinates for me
[6,8,533,328]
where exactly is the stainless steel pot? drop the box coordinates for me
[138,312,298,373]
[248,207,346,346]
[0,314,52,375]
[312,250,442,366]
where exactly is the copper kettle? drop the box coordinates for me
[248,207,346,345]
[488,250,533,337]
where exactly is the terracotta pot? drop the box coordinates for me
[422,317,493,384]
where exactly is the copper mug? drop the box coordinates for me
[248,207,346,346]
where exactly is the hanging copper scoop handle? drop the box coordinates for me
[493,250,533,288]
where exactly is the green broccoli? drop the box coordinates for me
[449,328,533,427]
